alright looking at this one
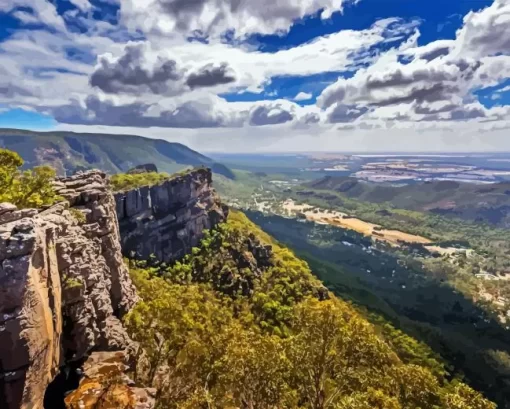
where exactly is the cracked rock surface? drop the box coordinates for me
[0,171,137,409]
[114,168,228,263]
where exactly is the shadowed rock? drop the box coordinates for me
[114,168,228,263]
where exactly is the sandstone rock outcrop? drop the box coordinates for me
[114,168,228,263]
[64,351,155,409]
[0,170,137,409]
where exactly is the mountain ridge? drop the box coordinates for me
[0,128,235,179]
[307,175,510,226]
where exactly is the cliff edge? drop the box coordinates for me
[0,170,137,409]
[114,168,228,263]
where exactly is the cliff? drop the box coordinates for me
[114,168,228,263]
[0,171,137,409]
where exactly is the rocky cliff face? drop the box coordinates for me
[0,171,137,409]
[114,168,228,263]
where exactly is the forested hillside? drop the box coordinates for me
[120,211,495,408]
[308,176,510,227]
[0,128,234,178]
[245,210,510,407]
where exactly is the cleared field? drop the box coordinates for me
[282,200,458,255]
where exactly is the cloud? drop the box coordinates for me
[316,0,510,124]
[326,103,368,123]
[49,94,318,129]
[186,62,236,89]
[91,43,238,95]
[68,0,93,12]
[249,103,295,126]
[90,43,186,95]
[401,40,454,62]
[0,13,415,115]
[0,83,33,98]
[122,0,355,38]
[317,56,485,111]
[293,92,312,101]
[453,0,510,59]
[0,0,509,150]
[1,0,67,30]
[88,18,405,97]
[52,117,510,153]
[299,112,321,124]
[449,103,487,120]
[51,94,244,128]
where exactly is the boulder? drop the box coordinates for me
[64,351,156,409]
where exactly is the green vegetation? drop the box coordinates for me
[0,148,59,208]
[62,274,82,289]
[290,186,510,273]
[0,128,235,178]
[110,171,173,192]
[69,208,86,224]
[110,167,214,192]
[245,211,510,407]
[308,176,510,227]
[124,211,495,409]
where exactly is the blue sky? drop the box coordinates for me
[252,0,492,49]
[0,0,509,152]
[0,108,56,129]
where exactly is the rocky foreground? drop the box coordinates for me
[0,168,227,409]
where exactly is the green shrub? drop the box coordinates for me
[0,149,60,208]
[110,171,172,192]
[69,208,86,224]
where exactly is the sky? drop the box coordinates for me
[0,0,510,152]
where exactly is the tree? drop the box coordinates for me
[124,268,236,408]
[0,148,59,208]
[0,149,23,203]
[335,389,401,409]
[388,364,441,409]
[16,166,60,208]
[218,325,295,409]
[442,383,496,409]
[287,298,397,409]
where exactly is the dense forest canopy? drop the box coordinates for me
[123,211,496,409]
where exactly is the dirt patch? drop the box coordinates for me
[282,199,459,256]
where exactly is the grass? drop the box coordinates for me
[110,168,201,192]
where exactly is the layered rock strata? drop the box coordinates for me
[114,168,228,263]
[0,170,137,409]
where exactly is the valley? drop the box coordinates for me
[213,156,510,407]
[3,0,510,407]
[2,135,510,408]
[281,199,456,253]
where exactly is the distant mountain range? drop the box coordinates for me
[308,176,510,227]
[0,128,235,179]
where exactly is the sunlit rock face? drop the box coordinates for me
[0,168,228,409]
[114,168,228,263]
[0,171,137,409]
[64,351,156,409]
